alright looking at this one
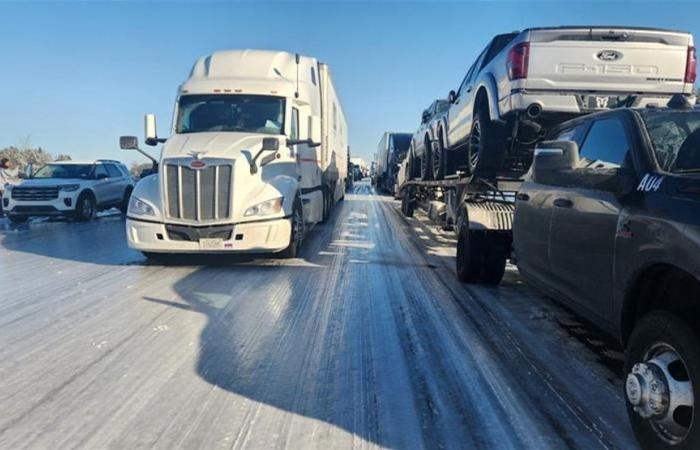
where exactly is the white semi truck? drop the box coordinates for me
[120,49,347,258]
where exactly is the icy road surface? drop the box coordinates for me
[0,181,636,449]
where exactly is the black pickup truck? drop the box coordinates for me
[513,99,700,449]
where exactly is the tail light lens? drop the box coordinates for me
[685,46,697,84]
[507,42,530,80]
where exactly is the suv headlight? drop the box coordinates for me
[58,184,80,192]
[128,196,155,216]
[244,197,283,217]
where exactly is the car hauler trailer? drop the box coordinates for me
[120,49,347,258]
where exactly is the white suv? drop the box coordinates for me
[3,160,134,223]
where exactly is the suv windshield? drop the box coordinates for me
[641,110,700,173]
[176,94,285,135]
[33,164,94,179]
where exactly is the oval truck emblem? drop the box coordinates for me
[597,50,623,61]
[189,160,206,169]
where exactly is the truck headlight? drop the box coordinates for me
[58,184,80,192]
[128,196,155,216]
[244,197,283,217]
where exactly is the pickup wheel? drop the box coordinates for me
[625,311,699,450]
[468,106,506,178]
[74,192,96,221]
[420,136,433,180]
[432,134,445,180]
[279,197,304,259]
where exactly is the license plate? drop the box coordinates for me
[199,238,224,250]
[585,95,617,110]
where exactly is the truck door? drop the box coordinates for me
[513,122,587,286]
[548,116,632,319]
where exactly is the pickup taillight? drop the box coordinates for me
[507,42,530,80]
[685,46,697,84]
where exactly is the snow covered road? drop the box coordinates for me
[0,181,637,449]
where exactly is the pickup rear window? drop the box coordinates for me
[641,110,700,173]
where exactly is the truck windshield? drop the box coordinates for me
[33,164,93,179]
[641,110,700,173]
[176,94,285,135]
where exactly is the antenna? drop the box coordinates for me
[295,53,300,99]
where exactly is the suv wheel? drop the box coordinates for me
[625,311,699,449]
[75,193,96,221]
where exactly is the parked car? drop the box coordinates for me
[513,97,700,449]
[410,99,450,180]
[437,26,696,179]
[374,132,412,193]
[3,160,134,223]
[122,50,348,259]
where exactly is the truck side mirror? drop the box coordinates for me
[144,114,160,146]
[120,136,139,150]
[448,90,457,104]
[532,140,579,183]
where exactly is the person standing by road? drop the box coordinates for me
[0,158,20,218]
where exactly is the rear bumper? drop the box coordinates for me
[125,217,292,253]
[500,90,680,117]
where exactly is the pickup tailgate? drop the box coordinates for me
[525,27,692,94]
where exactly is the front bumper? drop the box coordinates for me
[125,217,292,253]
[4,193,79,216]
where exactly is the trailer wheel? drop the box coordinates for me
[625,311,700,450]
[401,187,414,218]
[481,233,508,285]
[456,227,484,283]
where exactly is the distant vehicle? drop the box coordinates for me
[352,165,363,181]
[409,99,450,180]
[374,132,411,193]
[513,99,700,449]
[121,49,348,258]
[350,157,368,177]
[3,160,134,223]
[437,26,696,179]
[394,157,409,198]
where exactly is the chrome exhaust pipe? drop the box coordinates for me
[526,103,542,119]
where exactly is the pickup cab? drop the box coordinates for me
[438,27,696,180]
[409,99,449,180]
[513,98,700,449]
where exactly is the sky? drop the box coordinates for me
[1,0,699,167]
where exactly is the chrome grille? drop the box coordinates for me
[11,187,59,201]
[164,160,233,222]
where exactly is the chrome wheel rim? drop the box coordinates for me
[626,342,694,444]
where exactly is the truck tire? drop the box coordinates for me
[468,106,507,178]
[456,227,484,283]
[420,136,432,181]
[481,234,508,285]
[279,197,304,259]
[75,192,96,221]
[625,311,700,450]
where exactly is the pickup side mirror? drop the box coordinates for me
[531,140,579,184]
[448,90,457,104]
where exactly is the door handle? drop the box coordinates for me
[516,193,530,202]
[466,86,472,93]
[553,198,573,208]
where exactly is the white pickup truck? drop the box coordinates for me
[436,26,696,179]
[121,50,347,259]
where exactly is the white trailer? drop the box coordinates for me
[121,49,348,258]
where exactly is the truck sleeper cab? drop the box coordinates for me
[123,50,347,258]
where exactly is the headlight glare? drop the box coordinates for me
[128,196,155,216]
[244,197,283,217]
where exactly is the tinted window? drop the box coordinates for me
[551,123,587,146]
[482,33,518,67]
[578,118,630,169]
[94,165,108,179]
[641,110,700,172]
[390,134,412,153]
[105,164,122,178]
